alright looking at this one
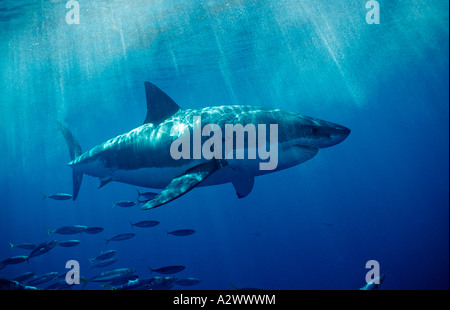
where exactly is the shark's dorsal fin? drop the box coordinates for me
[143,81,181,125]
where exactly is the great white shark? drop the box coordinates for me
[58,82,350,210]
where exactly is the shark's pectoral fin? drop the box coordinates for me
[231,170,254,198]
[141,160,223,210]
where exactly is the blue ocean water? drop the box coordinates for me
[0,0,448,290]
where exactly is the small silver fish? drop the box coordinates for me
[89,258,118,269]
[40,192,72,200]
[84,227,104,234]
[45,225,88,235]
[105,233,135,243]
[0,256,29,270]
[83,268,136,284]
[112,200,136,208]
[147,277,178,290]
[58,240,80,247]
[9,242,36,250]
[130,220,160,228]
[167,229,196,236]
[147,265,185,275]
[89,250,117,262]
[28,240,58,259]
[0,278,38,290]
[102,278,153,290]
[13,272,35,283]
[136,189,158,200]
[26,272,59,286]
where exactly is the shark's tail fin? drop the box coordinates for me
[57,121,83,201]
[44,227,54,235]
[100,283,117,290]
[147,265,154,274]
[80,277,89,289]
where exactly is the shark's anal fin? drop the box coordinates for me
[141,160,223,210]
[231,170,254,198]
[98,177,113,189]
[143,82,181,125]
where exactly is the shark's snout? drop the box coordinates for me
[288,114,350,149]
[313,120,351,148]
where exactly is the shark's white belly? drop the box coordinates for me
[110,166,190,189]
[81,144,319,190]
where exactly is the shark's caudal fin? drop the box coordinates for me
[143,81,181,125]
[100,283,117,290]
[141,160,224,210]
[44,227,54,234]
[57,121,83,201]
[79,277,89,289]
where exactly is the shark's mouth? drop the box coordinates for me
[292,144,320,159]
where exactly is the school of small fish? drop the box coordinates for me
[0,189,202,290]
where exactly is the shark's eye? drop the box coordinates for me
[312,127,318,134]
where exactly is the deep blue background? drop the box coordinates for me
[0,0,448,289]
